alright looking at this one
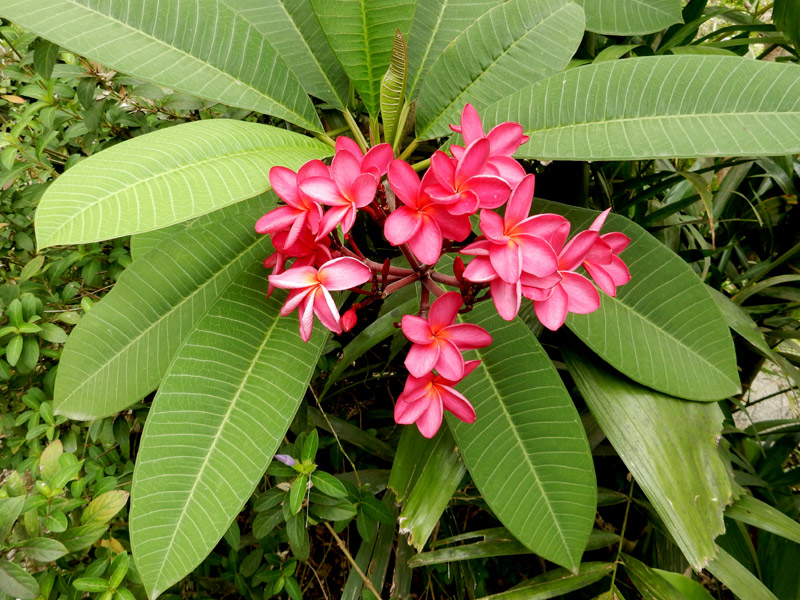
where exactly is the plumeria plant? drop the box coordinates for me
[5,0,800,597]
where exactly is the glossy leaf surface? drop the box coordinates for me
[564,348,736,570]
[448,302,595,571]
[311,0,416,116]
[416,0,583,139]
[54,197,273,420]
[706,549,779,600]
[0,0,320,130]
[36,120,331,248]
[577,0,683,35]
[483,57,800,160]
[131,264,328,599]
[535,199,739,401]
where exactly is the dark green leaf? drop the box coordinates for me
[0,561,39,599]
[13,537,69,562]
[33,39,59,79]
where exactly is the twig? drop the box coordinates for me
[323,522,384,600]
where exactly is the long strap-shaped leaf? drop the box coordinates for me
[533,199,739,401]
[563,346,736,571]
[54,197,274,420]
[36,120,332,248]
[131,264,328,600]
[482,56,800,160]
[577,0,683,35]
[220,0,349,109]
[406,0,502,100]
[448,302,595,572]
[415,0,584,139]
[311,0,417,117]
[0,0,321,131]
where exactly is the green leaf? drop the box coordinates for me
[0,561,39,599]
[0,0,320,130]
[416,0,584,139]
[0,496,26,541]
[311,0,417,116]
[285,513,309,561]
[130,264,329,599]
[38,440,63,484]
[73,578,110,593]
[220,0,348,109]
[406,0,498,100]
[726,494,800,544]
[38,323,68,344]
[577,0,682,35]
[253,508,284,539]
[36,120,332,248]
[380,30,407,147]
[654,570,714,600]
[130,222,192,262]
[706,548,779,600]
[301,429,319,462]
[624,554,689,600]
[534,199,739,401]
[13,537,69,562]
[478,562,613,600]
[775,0,800,50]
[483,56,800,160]
[53,197,274,420]
[5,334,23,367]
[81,491,130,526]
[289,474,308,515]
[448,302,596,572]
[389,426,466,551]
[33,39,59,79]
[310,472,348,498]
[563,347,736,571]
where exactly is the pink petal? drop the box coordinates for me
[335,136,362,158]
[430,151,456,189]
[313,287,343,333]
[284,212,309,248]
[269,167,300,205]
[584,262,617,297]
[465,175,511,209]
[363,143,393,177]
[462,256,498,283]
[446,190,480,216]
[350,173,379,207]
[606,256,631,286]
[515,213,569,239]
[429,291,462,331]
[415,394,443,438]
[388,159,421,207]
[559,230,599,271]
[459,104,485,145]
[488,156,526,187]
[602,232,631,254]
[442,323,492,351]
[402,315,434,344]
[440,387,476,423]
[486,121,526,156]
[331,150,362,188]
[407,216,443,265]
[339,205,358,234]
[395,390,432,425]
[561,271,600,314]
[269,266,319,289]
[479,209,506,243]
[455,138,490,186]
[588,208,611,232]
[438,359,481,387]
[460,238,492,256]
[585,238,614,265]
[318,257,371,291]
[317,205,349,238]
[450,145,464,160]
[490,241,522,284]
[298,159,330,181]
[298,293,316,342]
[425,184,460,205]
[434,339,465,381]
[491,278,521,320]
[505,175,535,226]
[518,235,559,278]
[281,287,314,316]
[430,205,471,242]
[384,207,422,245]
[534,283,569,331]
[300,177,343,206]
[255,205,300,234]
[406,342,439,377]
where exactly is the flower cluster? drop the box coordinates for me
[257,104,631,438]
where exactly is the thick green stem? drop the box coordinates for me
[342,109,369,152]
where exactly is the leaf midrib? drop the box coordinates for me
[19,0,313,127]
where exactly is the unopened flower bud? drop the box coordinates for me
[341,308,357,332]
[274,454,296,466]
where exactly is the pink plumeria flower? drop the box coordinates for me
[384,159,471,265]
[269,257,371,342]
[255,160,328,247]
[395,360,481,438]
[300,150,381,239]
[402,291,492,380]
[263,227,334,297]
[425,139,511,216]
[449,104,529,187]
[335,136,393,181]
[582,212,631,297]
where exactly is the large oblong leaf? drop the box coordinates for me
[36,120,332,248]
[448,302,596,572]
[415,0,584,139]
[482,56,800,160]
[564,346,736,571]
[577,0,683,35]
[220,0,349,109]
[311,0,417,117]
[0,0,320,131]
[534,199,739,401]
[131,264,328,600]
[405,0,500,100]
[53,196,274,420]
